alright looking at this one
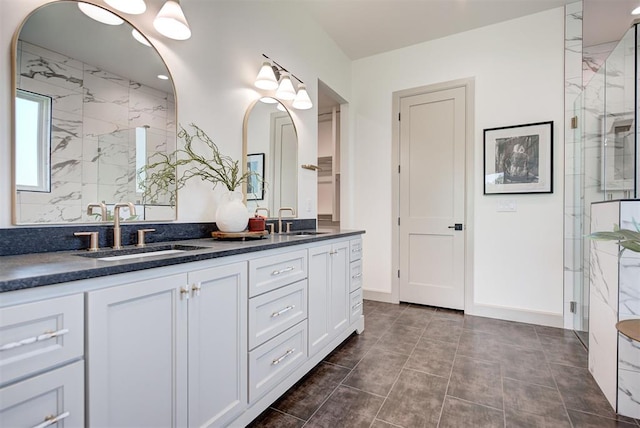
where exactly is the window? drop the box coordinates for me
[15,89,52,192]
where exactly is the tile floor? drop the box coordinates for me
[248,300,640,428]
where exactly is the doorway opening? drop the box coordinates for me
[317,80,346,228]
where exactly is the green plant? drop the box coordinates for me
[138,123,260,205]
[589,219,640,254]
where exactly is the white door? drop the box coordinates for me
[399,86,466,310]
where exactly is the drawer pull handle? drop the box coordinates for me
[352,302,363,310]
[0,328,70,352]
[180,286,190,300]
[271,266,294,276]
[271,305,295,318]
[329,250,338,255]
[272,348,295,366]
[351,273,362,279]
[352,248,361,253]
[192,283,201,297]
[32,411,70,428]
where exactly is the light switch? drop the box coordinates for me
[497,200,517,212]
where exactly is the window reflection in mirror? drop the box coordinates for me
[244,98,298,217]
[13,1,177,224]
[15,89,51,192]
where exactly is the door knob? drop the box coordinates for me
[448,224,463,231]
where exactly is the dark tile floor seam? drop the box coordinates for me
[295,374,360,427]
[435,332,463,427]
[443,395,506,413]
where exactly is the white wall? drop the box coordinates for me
[0,0,352,227]
[351,8,566,325]
[2,1,567,325]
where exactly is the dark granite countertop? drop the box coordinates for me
[0,229,364,293]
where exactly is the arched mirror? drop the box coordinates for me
[243,98,298,217]
[12,1,177,224]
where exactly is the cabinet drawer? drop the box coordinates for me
[350,259,363,292]
[249,321,307,403]
[249,280,307,350]
[249,249,307,297]
[0,294,84,386]
[350,289,363,324]
[0,360,84,427]
[350,239,362,262]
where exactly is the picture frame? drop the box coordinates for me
[483,121,553,195]
[246,153,265,200]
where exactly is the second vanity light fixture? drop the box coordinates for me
[254,54,313,110]
[79,0,191,41]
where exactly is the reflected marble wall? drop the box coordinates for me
[589,200,640,419]
[15,41,175,223]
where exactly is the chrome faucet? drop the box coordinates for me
[277,207,296,234]
[254,207,270,218]
[112,202,136,249]
[87,202,107,221]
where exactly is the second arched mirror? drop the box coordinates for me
[243,98,298,217]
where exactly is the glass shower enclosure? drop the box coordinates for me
[572,23,639,346]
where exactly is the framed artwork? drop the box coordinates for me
[247,153,264,200]
[483,121,553,195]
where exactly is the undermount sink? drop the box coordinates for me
[77,244,207,261]
[289,231,329,237]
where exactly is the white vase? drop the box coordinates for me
[215,190,249,232]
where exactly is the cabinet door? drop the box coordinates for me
[308,241,350,357]
[188,262,247,428]
[87,273,188,428]
[308,244,332,356]
[0,360,84,427]
[329,241,350,336]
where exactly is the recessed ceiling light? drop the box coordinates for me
[157,74,169,80]
[632,5,640,15]
[77,3,124,25]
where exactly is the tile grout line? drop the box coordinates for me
[437,315,464,427]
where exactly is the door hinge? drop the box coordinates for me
[397,217,400,226]
[569,301,577,313]
[570,116,578,129]
[398,165,400,173]
[398,113,401,121]
[397,270,400,278]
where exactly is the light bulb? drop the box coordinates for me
[276,73,296,100]
[154,0,191,40]
[292,84,312,110]
[255,62,278,90]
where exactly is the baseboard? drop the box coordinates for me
[466,303,564,328]
[362,289,396,303]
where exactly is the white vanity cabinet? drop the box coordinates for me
[308,240,350,357]
[0,294,85,427]
[86,262,247,428]
[349,238,364,324]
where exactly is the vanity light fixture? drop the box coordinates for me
[132,29,151,46]
[78,2,124,25]
[154,0,192,40]
[255,54,313,110]
[633,5,640,14]
[276,72,296,100]
[157,74,169,80]
[105,0,146,15]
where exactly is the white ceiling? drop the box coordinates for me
[299,0,640,60]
